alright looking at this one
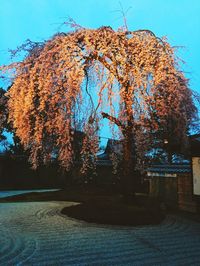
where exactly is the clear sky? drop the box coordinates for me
[0,0,200,142]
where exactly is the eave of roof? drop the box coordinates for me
[147,164,191,174]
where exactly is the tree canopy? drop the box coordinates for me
[0,26,197,173]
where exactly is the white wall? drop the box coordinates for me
[192,157,200,196]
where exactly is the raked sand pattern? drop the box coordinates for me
[0,201,200,265]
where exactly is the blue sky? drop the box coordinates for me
[0,0,200,143]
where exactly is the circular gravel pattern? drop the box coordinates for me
[0,201,200,265]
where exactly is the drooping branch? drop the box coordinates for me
[125,29,165,47]
[101,112,126,132]
[84,68,95,113]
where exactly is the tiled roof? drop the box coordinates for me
[96,162,191,174]
[147,164,191,174]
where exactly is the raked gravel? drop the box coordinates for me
[0,201,200,265]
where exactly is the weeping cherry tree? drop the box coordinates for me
[0,25,197,194]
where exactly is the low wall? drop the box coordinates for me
[0,156,65,189]
[149,172,197,213]
[177,173,197,213]
[0,156,149,193]
[149,176,178,209]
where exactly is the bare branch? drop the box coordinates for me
[101,112,125,132]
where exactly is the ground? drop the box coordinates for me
[0,200,200,265]
[0,186,164,226]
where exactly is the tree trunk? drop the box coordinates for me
[121,85,137,199]
[122,128,136,198]
[102,82,137,199]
